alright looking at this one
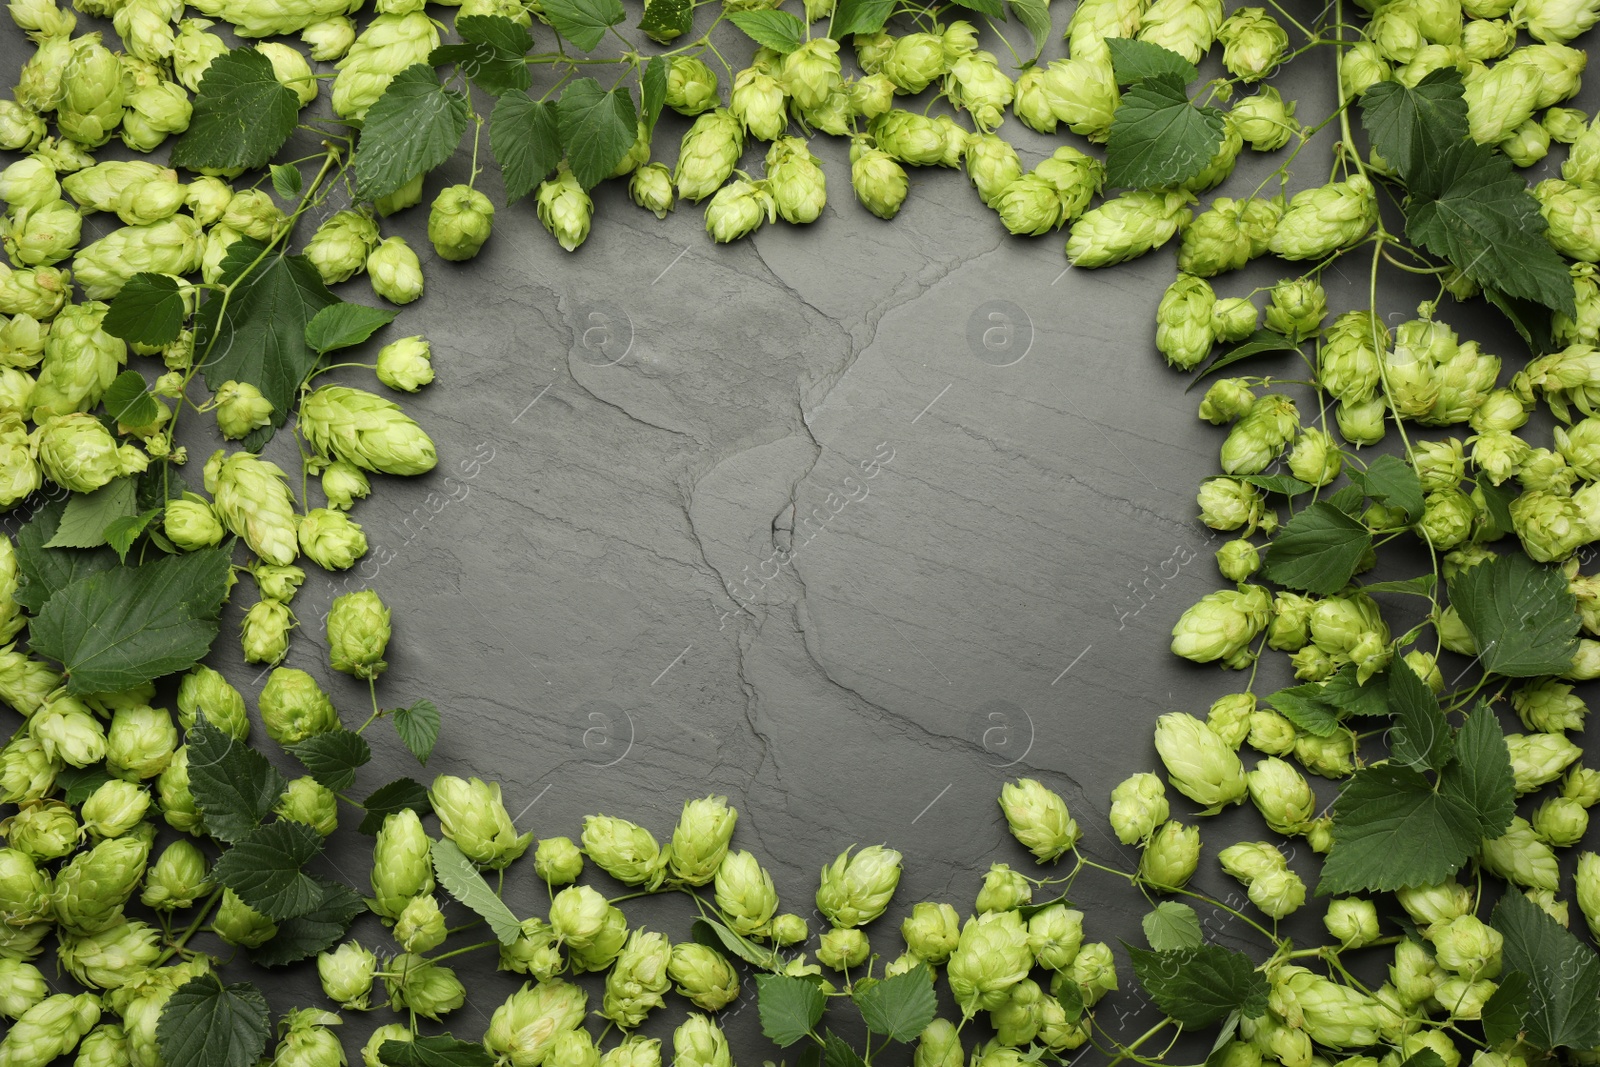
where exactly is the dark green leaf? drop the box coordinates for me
[1186,330,1301,390]
[1348,455,1424,523]
[1105,74,1226,190]
[447,15,535,96]
[1492,889,1600,1050]
[758,973,828,1047]
[1449,551,1580,677]
[102,369,160,429]
[393,699,440,765]
[638,0,694,43]
[727,9,806,51]
[641,56,668,132]
[1202,1014,1242,1067]
[557,78,638,191]
[353,65,470,201]
[431,838,523,944]
[288,729,372,792]
[428,42,531,99]
[491,91,562,205]
[1318,666,1390,716]
[949,0,1004,16]
[169,49,299,172]
[104,508,162,564]
[195,238,339,439]
[1438,703,1516,840]
[1007,0,1051,60]
[459,13,535,50]
[270,164,302,200]
[1358,68,1468,182]
[1400,1054,1446,1067]
[1405,141,1576,317]
[1014,890,1070,921]
[543,0,625,50]
[1239,474,1313,496]
[829,0,894,37]
[359,778,432,835]
[1262,502,1373,596]
[1056,973,1085,1020]
[45,477,139,550]
[1473,477,1518,542]
[304,302,398,354]
[822,1031,867,1067]
[1388,657,1453,772]
[853,963,936,1042]
[14,499,120,612]
[1327,484,1366,517]
[1107,38,1199,84]
[102,273,187,346]
[157,977,270,1067]
[1319,765,1479,893]
[1480,970,1531,1047]
[29,544,234,694]
[250,880,365,967]
[1358,575,1437,597]
[212,820,326,921]
[380,1037,497,1067]
[1484,286,1556,357]
[187,717,288,844]
[691,916,783,970]
[1265,683,1342,737]
[1142,902,1203,951]
[56,766,113,806]
[1127,943,1269,1029]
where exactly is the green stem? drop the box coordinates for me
[1102,1017,1176,1067]
[156,886,225,965]
[427,939,499,964]
[356,678,383,733]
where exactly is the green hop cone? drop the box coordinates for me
[163,493,224,552]
[534,836,585,885]
[320,459,371,510]
[277,776,338,836]
[945,51,1015,131]
[394,893,447,953]
[1026,903,1084,971]
[817,926,870,970]
[300,384,438,476]
[998,778,1079,861]
[58,921,162,990]
[667,795,737,886]
[1546,105,1590,144]
[1246,756,1316,834]
[964,134,1023,210]
[0,159,61,215]
[367,236,424,304]
[1287,428,1342,486]
[1480,816,1560,890]
[370,808,434,920]
[672,1015,732,1067]
[850,140,909,220]
[241,598,294,665]
[156,746,202,834]
[1068,941,1118,1006]
[0,845,51,923]
[79,779,150,839]
[1212,298,1260,343]
[374,174,425,218]
[1221,395,1298,474]
[0,994,101,1067]
[384,954,465,1020]
[1322,897,1380,949]
[0,958,47,1021]
[870,109,950,167]
[947,911,1032,1015]
[666,56,721,115]
[1217,8,1288,82]
[203,449,298,564]
[1577,852,1600,941]
[304,209,380,285]
[712,848,778,935]
[629,163,676,220]
[1503,117,1553,167]
[601,1036,662,1067]
[4,199,82,269]
[1428,914,1503,979]
[298,507,368,570]
[817,844,902,927]
[914,1020,962,1067]
[1264,277,1327,342]
[1506,731,1584,793]
[1197,477,1267,532]
[1510,488,1590,562]
[1531,795,1589,846]
[50,833,150,935]
[327,589,390,679]
[667,942,739,1011]
[0,264,69,320]
[1512,677,1587,733]
[1155,711,1250,808]
[427,184,494,262]
[975,863,1033,913]
[430,775,532,868]
[602,928,672,1027]
[1139,820,1201,890]
[1170,585,1273,669]
[0,102,45,153]
[730,66,787,142]
[211,380,273,441]
[30,300,127,421]
[765,137,827,225]
[303,16,357,60]
[57,35,126,148]
[1136,0,1224,64]
[1178,196,1281,276]
[1266,175,1377,260]
[676,110,745,203]
[1108,772,1169,845]
[28,695,106,768]
[213,887,278,948]
[850,73,897,121]
[704,179,776,243]
[72,216,204,299]
[990,978,1044,1046]
[258,667,340,746]
[106,704,176,781]
[581,814,668,888]
[536,165,594,252]
[139,839,210,911]
[994,175,1069,237]
[500,918,565,980]
[882,32,948,93]
[902,901,960,963]
[331,13,441,119]
[1155,273,1217,370]
[1067,190,1194,268]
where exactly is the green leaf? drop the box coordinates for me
[435,15,534,96]
[1007,0,1051,60]
[853,963,936,1042]
[393,699,440,765]
[1484,285,1556,357]
[45,477,139,550]
[491,91,563,205]
[380,1037,497,1067]
[949,0,1004,17]
[459,13,535,51]
[1127,943,1269,1029]
[1473,477,1519,542]
[250,880,365,967]
[1327,484,1366,516]
[1388,657,1453,772]
[1480,970,1531,1047]
[102,369,161,429]
[757,973,828,1047]
[1107,38,1199,84]
[829,0,894,37]
[1142,902,1203,951]
[641,56,668,133]
[1405,141,1576,317]
[195,238,340,440]
[304,302,398,355]
[1105,74,1226,190]
[211,820,326,921]
[1203,1014,1242,1067]
[1401,1054,1446,1067]
[270,164,302,200]
[1262,502,1374,596]
[1358,574,1437,597]
[157,977,271,1067]
[29,544,234,694]
[1319,765,1479,894]
[289,729,372,791]
[1358,68,1468,183]
[169,49,299,172]
[557,78,638,191]
[1438,703,1516,840]
[822,1031,867,1067]
[727,9,806,52]
[542,0,625,50]
[1265,683,1342,737]
[359,777,432,835]
[57,766,113,806]
[102,273,187,346]
[353,65,471,201]
[1492,889,1600,1050]
[1186,330,1301,390]
[431,838,523,944]
[104,509,162,564]
[1318,666,1391,716]
[1449,551,1580,677]
[1348,455,1425,523]
[691,916,783,970]
[14,500,119,612]
[1239,474,1313,496]
[187,717,288,844]
[638,0,694,43]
